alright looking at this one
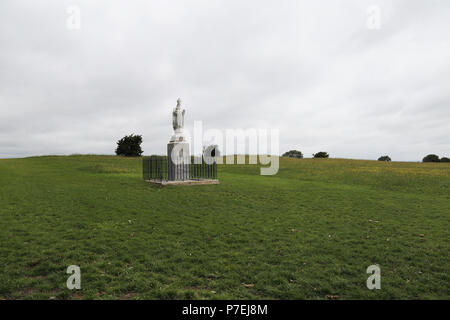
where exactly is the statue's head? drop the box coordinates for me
[176,98,182,109]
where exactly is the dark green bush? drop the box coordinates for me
[115,134,143,156]
[313,151,329,158]
[378,155,391,162]
[422,154,440,163]
[440,157,450,162]
[282,150,303,158]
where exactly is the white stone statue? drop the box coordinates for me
[170,98,186,142]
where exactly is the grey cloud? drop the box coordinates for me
[0,0,449,160]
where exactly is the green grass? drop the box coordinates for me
[0,155,448,300]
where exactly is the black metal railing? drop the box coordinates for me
[190,161,217,180]
[143,156,217,181]
[143,156,168,181]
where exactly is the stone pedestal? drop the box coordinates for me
[167,142,190,181]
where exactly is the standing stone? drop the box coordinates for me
[168,98,190,180]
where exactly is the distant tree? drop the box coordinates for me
[313,151,329,158]
[115,134,143,156]
[422,154,440,163]
[440,157,450,163]
[282,150,303,158]
[378,155,391,162]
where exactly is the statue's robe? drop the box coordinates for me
[173,109,185,131]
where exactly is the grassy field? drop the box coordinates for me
[0,155,448,300]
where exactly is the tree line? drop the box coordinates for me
[114,134,449,163]
[282,150,450,163]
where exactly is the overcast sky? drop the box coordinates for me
[0,0,449,161]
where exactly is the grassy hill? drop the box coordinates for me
[0,155,448,299]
